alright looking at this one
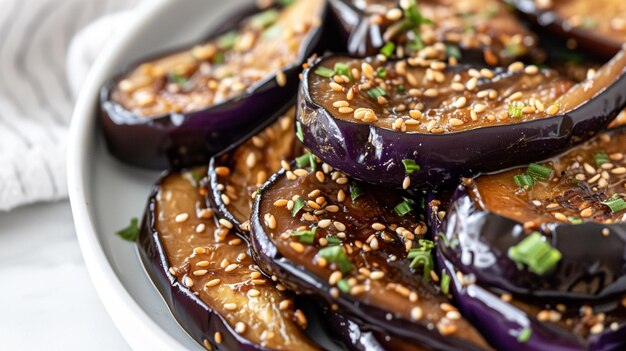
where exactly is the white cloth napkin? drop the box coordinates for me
[0,0,138,211]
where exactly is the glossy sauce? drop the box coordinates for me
[551,0,626,44]
[155,170,319,350]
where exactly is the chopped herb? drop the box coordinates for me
[262,25,281,39]
[295,152,316,170]
[568,216,583,225]
[508,102,524,118]
[485,4,499,19]
[379,42,396,57]
[292,198,306,217]
[581,17,598,30]
[337,279,351,293]
[409,251,434,281]
[276,0,295,6]
[296,121,304,142]
[594,151,609,167]
[397,84,406,93]
[404,0,434,28]
[318,246,353,273]
[291,226,317,244]
[407,36,424,51]
[402,159,421,174]
[217,31,238,50]
[440,270,451,295]
[334,62,352,80]
[213,52,225,64]
[327,236,342,246]
[445,44,462,59]
[513,173,534,189]
[602,194,626,213]
[508,232,562,275]
[527,163,553,181]
[169,71,187,86]
[505,42,525,58]
[376,67,387,78]
[314,66,335,77]
[394,197,414,216]
[350,183,364,202]
[367,86,387,100]
[250,9,279,29]
[117,217,139,242]
[517,327,532,343]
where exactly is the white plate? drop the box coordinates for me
[67,1,268,350]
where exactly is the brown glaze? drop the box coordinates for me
[154,169,319,350]
[254,159,490,349]
[549,0,626,46]
[309,55,575,133]
[111,0,323,118]
[210,107,303,232]
[471,129,626,229]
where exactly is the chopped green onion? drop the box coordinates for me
[397,84,406,93]
[217,31,238,50]
[292,198,305,217]
[295,152,316,170]
[376,67,387,78]
[117,218,139,242]
[513,174,534,189]
[602,194,626,213]
[334,62,352,80]
[318,246,353,273]
[276,0,295,6]
[485,4,499,19]
[508,232,562,275]
[582,17,598,29]
[169,71,187,86]
[314,66,335,77]
[407,36,424,51]
[261,25,281,39]
[290,226,317,244]
[327,236,342,246]
[445,44,462,59]
[408,239,434,256]
[402,159,421,174]
[379,42,396,57]
[394,197,415,216]
[568,216,583,225]
[337,279,351,293]
[505,42,525,58]
[212,52,225,64]
[527,163,553,180]
[250,9,279,29]
[440,270,451,295]
[296,121,304,142]
[409,251,434,281]
[594,151,609,167]
[350,183,364,202]
[517,327,532,343]
[367,86,387,100]
[508,102,524,118]
[404,0,434,28]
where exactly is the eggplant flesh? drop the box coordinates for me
[249,159,491,350]
[208,106,303,233]
[329,0,539,65]
[434,127,626,301]
[509,0,626,60]
[100,0,325,169]
[298,48,626,189]
[138,168,319,350]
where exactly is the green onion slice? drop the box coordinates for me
[508,232,562,275]
[318,246,353,273]
[291,198,306,217]
[290,226,317,244]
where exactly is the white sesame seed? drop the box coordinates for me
[175,213,189,223]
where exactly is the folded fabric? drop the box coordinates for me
[0,0,138,211]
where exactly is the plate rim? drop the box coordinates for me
[67,0,188,349]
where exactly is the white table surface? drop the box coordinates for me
[0,200,130,350]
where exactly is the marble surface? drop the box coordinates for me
[0,200,129,350]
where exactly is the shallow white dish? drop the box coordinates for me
[67,1,264,350]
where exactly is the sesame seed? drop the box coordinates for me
[175,213,189,223]
[247,289,260,297]
[410,306,423,320]
[274,199,288,207]
[453,97,467,109]
[350,285,367,295]
[372,223,386,230]
[508,61,524,72]
[215,167,230,176]
[184,276,194,287]
[224,303,237,311]
[611,167,626,174]
[338,106,354,114]
[197,260,209,267]
[214,332,222,344]
[220,259,230,268]
[235,322,247,334]
[329,271,342,285]
[326,205,339,212]
[409,109,422,119]
[196,223,206,233]
[465,77,477,91]
[290,242,305,253]
[361,62,375,79]
[334,221,346,231]
[193,270,208,276]
[220,194,230,205]
[449,118,464,127]
[525,65,539,75]
[508,91,523,101]
[279,300,292,310]
[318,219,332,228]
[225,263,238,272]
[276,71,286,87]
[264,213,277,229]
[403,176,411,189]
[337,190,346,202]
[580,208,593,217]
[219,219,233,229]
[546,104,559,115]
[554,213,568,222]
[424,88,439,97]
[293,169,309,177]
[583,163,596,174]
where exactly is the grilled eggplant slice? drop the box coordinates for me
[101,0,325,169]
[329,0,539,65]
[433,127,626,301]
[249,158,491,350]
[297,48,626,189]
[138,168,320,350]
[509,0,626,60]
[208,105,304,233]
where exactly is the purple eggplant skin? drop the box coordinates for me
[437,252,626,351]
[249,167,488,351]
[138,175,270,351]
[435,184,626,302]
[507,0,622,61]
[297,52,626,190]
[100,3,327,170]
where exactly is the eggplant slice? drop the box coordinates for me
[298,47,626,189]
[432,127,626,301]
[509,0,626,60]
[101,0,325,169]
[249,158,491,350]
[329,0,540,65]
[138,168,320,350]
[208,105,304,233]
